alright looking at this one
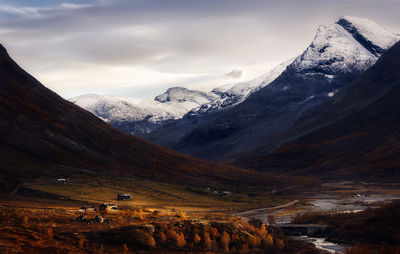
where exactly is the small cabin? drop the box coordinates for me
[99,203,119,212]
[56,178,66,184]
[117,193,131,200]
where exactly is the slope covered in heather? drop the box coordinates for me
[235,41,400,180]
[0,43,297,191]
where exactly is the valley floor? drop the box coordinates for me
[1,177,399,253]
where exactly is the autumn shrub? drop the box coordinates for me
[248,235,257,249]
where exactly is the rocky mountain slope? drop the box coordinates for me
[235,41,400,180]
[146,16,400,161]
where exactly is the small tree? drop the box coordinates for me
[79,237,85,248]
[210,227,220,239]
[159,232,167,243]
[175,232,186,248]
[265,234,274,247]
[194,233,201,245]
[221,231,230,252]
[203,232,211,251]
[47,228,54,240]
[137,209,144,220]
[123,243,129,252]
[22,216,29,227]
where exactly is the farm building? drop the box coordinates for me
[56,178,66,184]
[117,193,131,200]
[99,203,119,212]
[79,207,97,212]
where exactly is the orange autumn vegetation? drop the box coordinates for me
[0,205,321,253]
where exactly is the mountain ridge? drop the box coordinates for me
[145,16,400,162]
[234,41,400,180]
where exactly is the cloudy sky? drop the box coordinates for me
[0,0,399,98]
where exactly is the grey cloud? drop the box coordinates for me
[0,0,399,98]
[225,69,242,79]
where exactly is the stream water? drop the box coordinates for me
[241,193,400,253]
[292,236,347,253]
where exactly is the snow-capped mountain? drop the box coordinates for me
[69,88,219,135]
[71,16,399,147]
[146,16,400,161]
[291,16,400,78]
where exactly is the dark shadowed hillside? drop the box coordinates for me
[235,41,400,180]
[0,44,303,191]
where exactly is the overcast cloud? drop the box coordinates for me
[0,0,399,98]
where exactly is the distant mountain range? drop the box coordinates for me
[59,16,400,181]
[69,59,292,136]
[145,16,400,162]
[71,17,399,146]
[0,43,296,191]
[70,87,219,135]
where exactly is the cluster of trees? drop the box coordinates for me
[1,205,322,253]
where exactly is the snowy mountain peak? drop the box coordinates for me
[154,87,218,104]
[337,16,400,56]
[290,17,399,76]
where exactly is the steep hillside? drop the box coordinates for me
[0,43,297,191]
[235,41,400,180]
[147,16,400,162]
